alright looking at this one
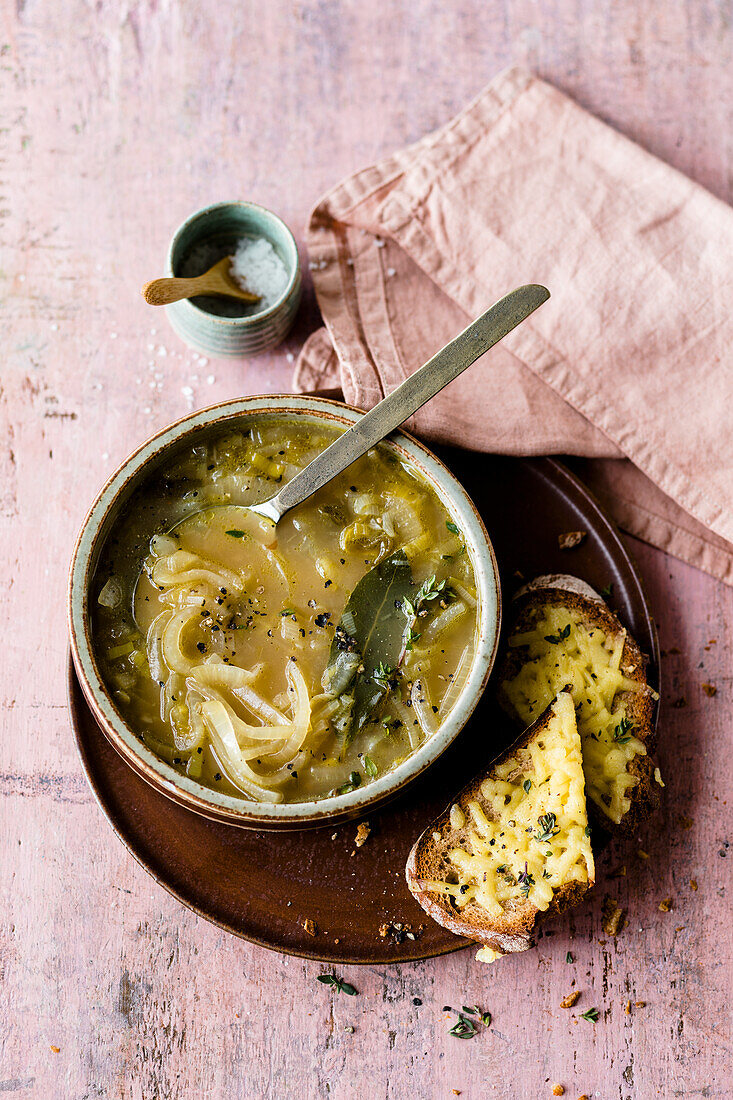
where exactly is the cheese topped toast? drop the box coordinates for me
[498,574,660,833]
[406,691,594,962]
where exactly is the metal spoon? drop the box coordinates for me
[141,256,261,307]
[244,283,549,541]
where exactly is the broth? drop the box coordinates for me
[92,416,480,804]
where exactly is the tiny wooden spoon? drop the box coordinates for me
[141,256,261,307]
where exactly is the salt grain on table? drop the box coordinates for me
[230,237,289,309]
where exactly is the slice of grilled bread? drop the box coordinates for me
[497,574,661,835]
[406,691,594,962]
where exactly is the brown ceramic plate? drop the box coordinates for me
[68,455,659,964]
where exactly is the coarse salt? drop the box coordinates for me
[230,236,289,310]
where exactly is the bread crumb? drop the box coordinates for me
[654,767,665,787]
[303,918,317,936]
[624,1000,632,1015]
[552,1086,565,1096]
[577,1095,591,1100]
[50,1046,60,1054]
[608,864,627,878]
[702,682,717,697]
[602,897,625,936]
[659,897,673,912]
[634,1001,646,1008]
[476,945,503,964]
[355,822,371,848]
[558,530,586,550]
[690,879,698,891]
[679,815,694,829]
[452,1092,462,1096]
[637,849,650,860]
[560,991,581,1008]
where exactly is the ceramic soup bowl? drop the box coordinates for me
[68,395,501,830]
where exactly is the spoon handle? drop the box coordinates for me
[142,277,207,306]
[258,284,550,523]
[141,274,260,306]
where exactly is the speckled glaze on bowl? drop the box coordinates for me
[68,396,501,831]
[164,201,301,358]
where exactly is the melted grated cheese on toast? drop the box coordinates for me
[503,606,651,825]
[424,692,594,919]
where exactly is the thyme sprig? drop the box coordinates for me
[317,974,358,996]
[536,812,560,843]
[448,1015,477,1039]
[612,716,634,744]
[399,575,453,657]
[373,661,396,685]
[447,1004,492,1038]
[517,861,535,898]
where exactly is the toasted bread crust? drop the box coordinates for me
[405,696,593,956]
[497,575,660,835]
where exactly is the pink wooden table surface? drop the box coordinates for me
[2,3,731,1098]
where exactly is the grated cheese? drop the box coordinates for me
[503,607,652,825]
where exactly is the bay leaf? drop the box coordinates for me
[321,549,414,741]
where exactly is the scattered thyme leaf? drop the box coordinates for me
[446,521,461,536]
[580,1007,600,1022]
[460,1005,492,1027]
[336,771,362,796]
[225,529,246,538]
[600,582,615,598]
[544,623,571,645]
[566,952,574,964]
[523,778,532,793]
[363,755,378,778]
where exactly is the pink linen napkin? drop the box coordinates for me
[294,66,733,586]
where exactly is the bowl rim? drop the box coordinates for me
[165,200,301,327]
[68,395,501,827]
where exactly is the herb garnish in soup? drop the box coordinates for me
[93,416,479,804]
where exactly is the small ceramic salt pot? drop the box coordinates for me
[163,201,301,358]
